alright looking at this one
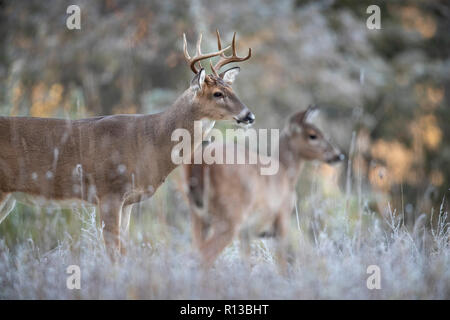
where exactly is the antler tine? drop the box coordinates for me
[210,30,223,76]
[216,29,223,51]
[196,34,204,70]
[183,32,230,74]
[196,34,203,56]
[213,31,252,76]
[183,33,191,60]
[232,32,237,56]
[209,59,218,77]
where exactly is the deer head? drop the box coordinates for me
[285,106,345,164]
[183,31,254,125]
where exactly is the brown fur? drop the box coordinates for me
[0,71,252,257]
[184,106,344,268]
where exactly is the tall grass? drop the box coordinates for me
[0,169,448,299]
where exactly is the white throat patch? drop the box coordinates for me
[201,118,216,139]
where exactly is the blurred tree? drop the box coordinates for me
[0,0,448,218]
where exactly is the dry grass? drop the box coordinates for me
[0,172,448,300]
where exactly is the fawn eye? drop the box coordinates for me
[213,92,223,98]
[309,134,317,140]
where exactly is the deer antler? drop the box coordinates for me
[211,30,252,77]
[183,33,230,74]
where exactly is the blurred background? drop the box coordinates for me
[0,0,450,299]
[0,0,449,230]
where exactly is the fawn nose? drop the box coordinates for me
[327,153,345,164]
[332,153,345,163]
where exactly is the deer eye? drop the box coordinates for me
[309,134,317,140]
[213,92,223,98]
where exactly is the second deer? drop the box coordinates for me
[0,31,253,257]
[184,106,344,267]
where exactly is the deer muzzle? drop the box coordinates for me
[234,110,255,125]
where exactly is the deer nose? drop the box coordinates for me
[234,109,255,125]
[241,112,255,124]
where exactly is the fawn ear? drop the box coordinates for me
[302,105,319,123]
[287,112,304,134]
[220,67,240,84]
[287,106,320,133]
[191,68,206,91]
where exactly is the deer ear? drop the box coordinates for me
[191,68,206,91]
[220,67,240,84]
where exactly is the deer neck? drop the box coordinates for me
[278,131,305,186]
[142,89,210,185]
[158,89,213,145]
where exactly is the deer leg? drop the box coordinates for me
[98,194,123,259]
[274,212,289,275]
[238,229,252,261]
[0,193,16,225]
[120,204,133,255]
[191,212,203,249]
[199,220,236,267]
[191,211,210,250]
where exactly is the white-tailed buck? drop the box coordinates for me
[0,31,254,257]
[184,106,344,267]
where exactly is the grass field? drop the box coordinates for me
[0,167,448,300]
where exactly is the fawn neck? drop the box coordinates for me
[278,131,305,186]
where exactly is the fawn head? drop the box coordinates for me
[183,31,254,125]
[286,106,344,164]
